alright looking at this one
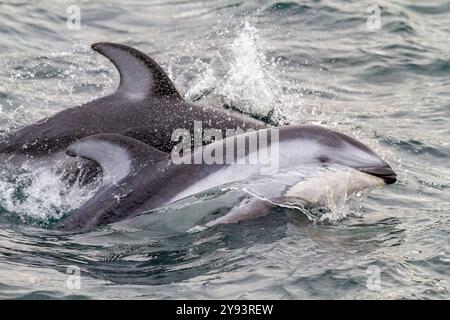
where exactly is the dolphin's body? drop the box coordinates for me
[0,43,265,163]
[55,125,396,232]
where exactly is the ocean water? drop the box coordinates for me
[0,0,449,299]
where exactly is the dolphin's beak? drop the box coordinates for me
[357,165,397,185]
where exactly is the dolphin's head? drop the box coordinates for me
[282,126,397,185]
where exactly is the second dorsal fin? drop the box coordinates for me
[66,133,168,186]
[91,42,182,100]
[56,134,169,232]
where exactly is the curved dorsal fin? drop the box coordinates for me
[56,134,168,232]
[66,133,167,185]
[92,42,182,100]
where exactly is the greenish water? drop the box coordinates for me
[0,0,449,299]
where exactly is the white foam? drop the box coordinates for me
[0,163,99,222]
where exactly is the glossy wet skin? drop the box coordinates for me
[57,126,396,232]
[0,42,265,160]
[277,126,397,184]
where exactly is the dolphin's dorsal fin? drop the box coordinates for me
[92,42,182,100]
[66,133,167,185]
[56,134,168,232]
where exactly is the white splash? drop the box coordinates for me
[219,21,278,116]
[172,21,297,124]
[283,167,383,222]
[241,165,384,223]
[183,60,217,102]
[0,163,98,223]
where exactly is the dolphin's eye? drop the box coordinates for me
[317,156,329,163]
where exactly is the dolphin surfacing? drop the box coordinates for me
[0,43,265,160]
[55,126,397,232]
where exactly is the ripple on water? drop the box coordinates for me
[381,137,450,159]
[0,0,449,299]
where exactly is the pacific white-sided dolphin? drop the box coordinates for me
[55,125,396,232]
[0,42,265,161]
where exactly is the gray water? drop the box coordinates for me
[0,0,449,299]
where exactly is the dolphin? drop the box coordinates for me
[54,125,396,232]
[0,42,265,163]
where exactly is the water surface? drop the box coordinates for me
[0,0,449,299]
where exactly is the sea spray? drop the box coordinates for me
[0,162,99,226]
